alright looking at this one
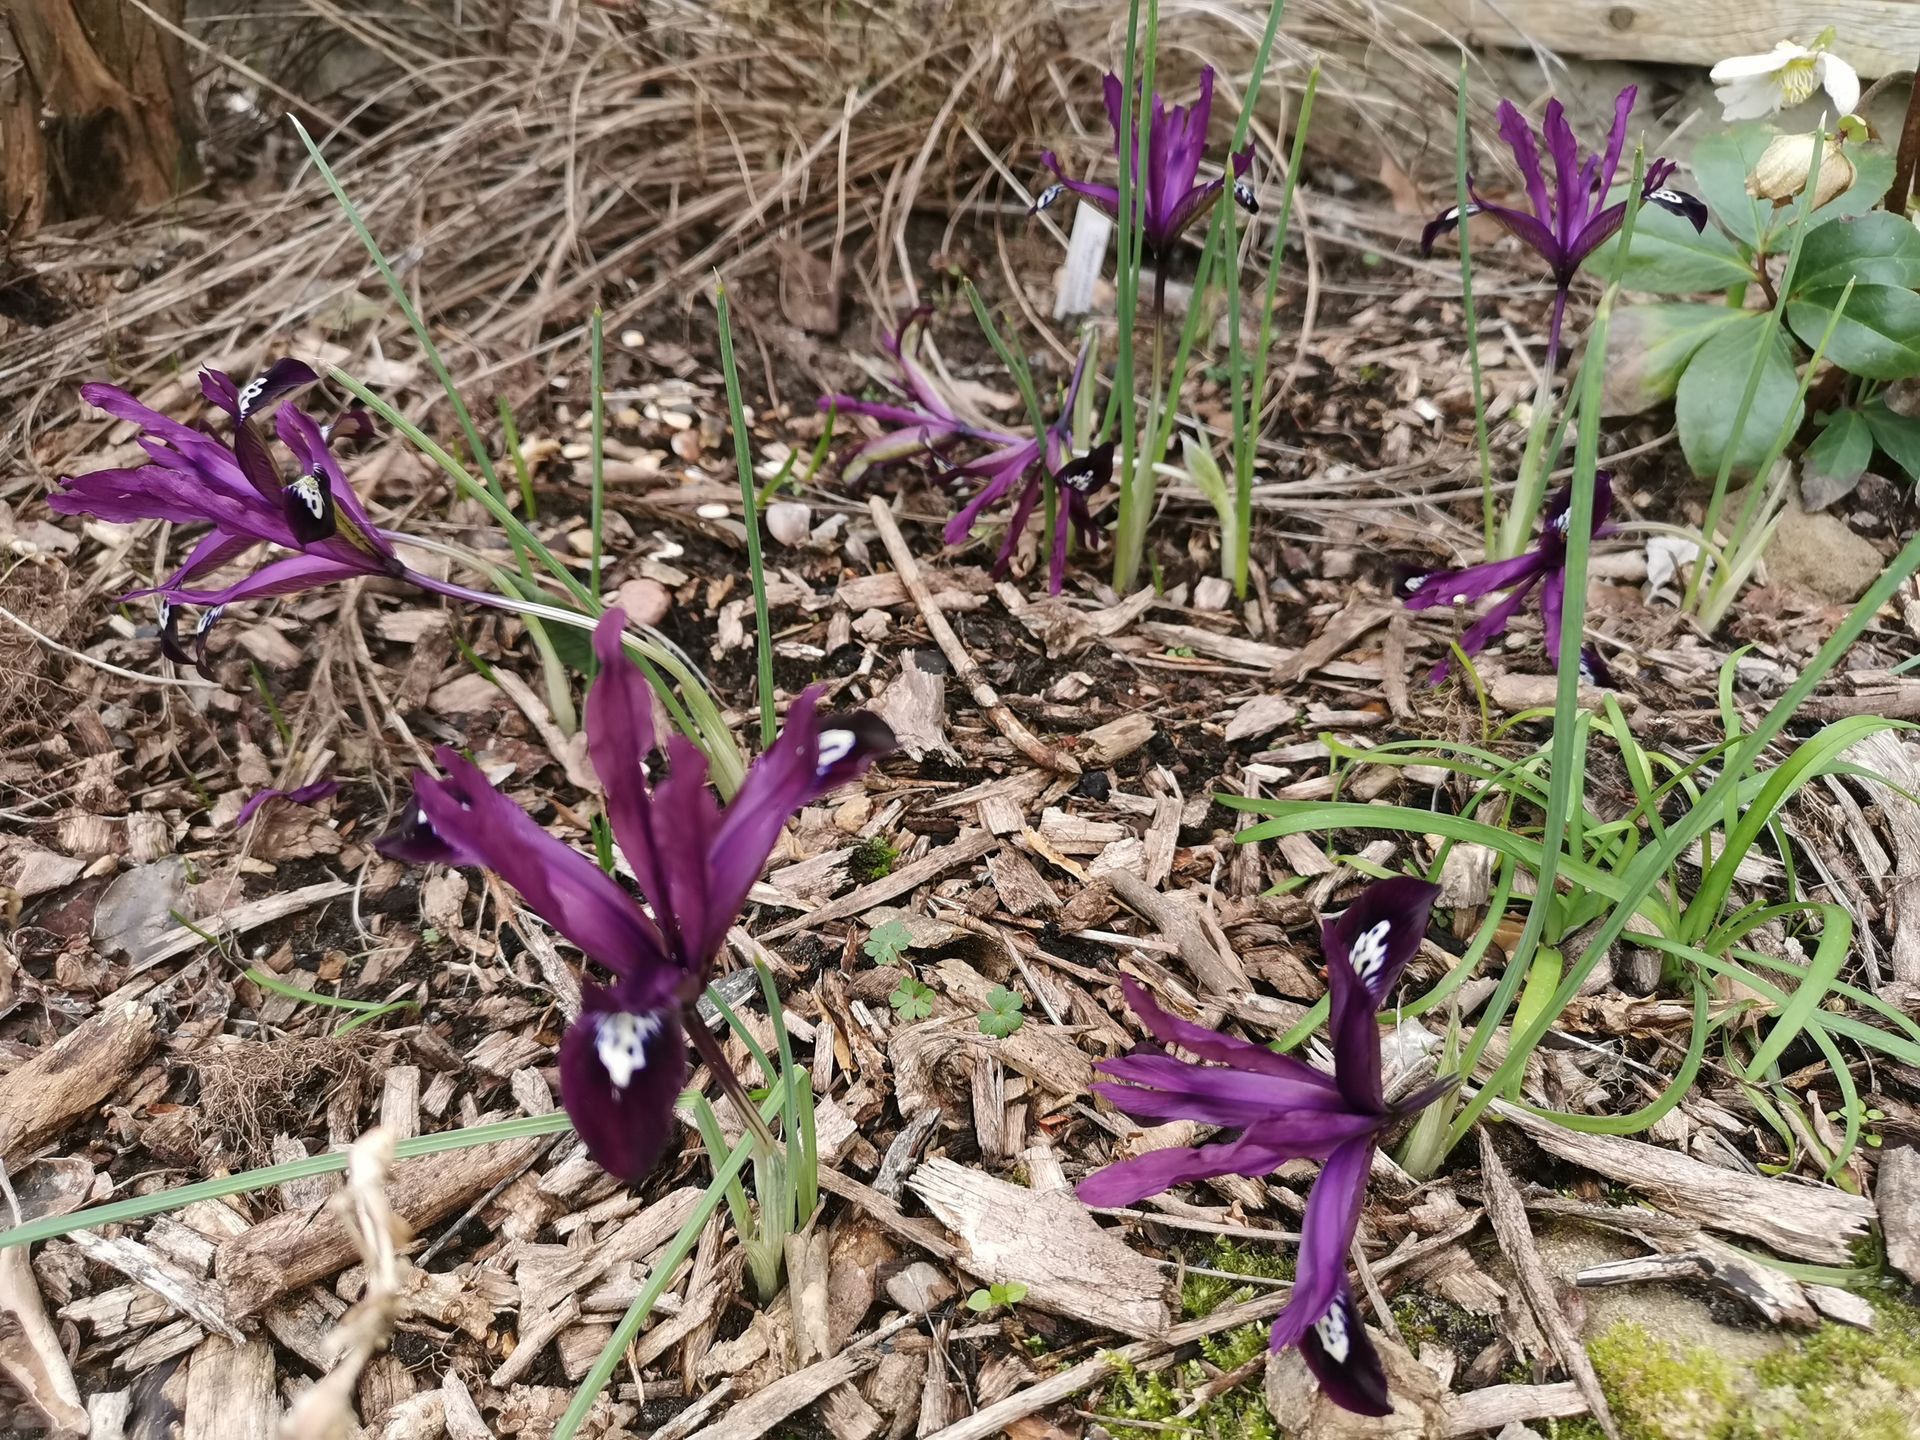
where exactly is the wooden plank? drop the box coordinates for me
[1401,0,1918,78]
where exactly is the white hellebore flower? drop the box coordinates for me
[1710,36,1860,121]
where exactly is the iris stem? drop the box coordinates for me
[714,281,778,749]
[588,308,607,602]
[685,1015,782,1155]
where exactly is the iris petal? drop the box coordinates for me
[559,985,687,1183]
[1299,1282,1393,1417]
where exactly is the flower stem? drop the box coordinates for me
[684,1014,782,1155]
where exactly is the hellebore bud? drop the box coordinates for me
[1747,131,1854,209]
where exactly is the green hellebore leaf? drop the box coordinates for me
[1689,127,1777,249]
[1589,204,1752,294]
[1861,401,1920,484]
[1601,303,1749,417]
[1675,313,1804,479]
[1793,212,1920,294]
[1800,408,1874,511]
[1788,285,1920,380]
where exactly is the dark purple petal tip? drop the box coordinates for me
[233,358,321,422]
[813,710,896,789]
[1419,202,1477,256]
[560,985,687,1182]
[1320,876,1442,1007]
[234,778,343,828]
[1296,1286,1393,1417]
[373,785,467,867]
[1645,184,1709,233]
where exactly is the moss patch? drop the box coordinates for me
[847,834,900,882]
[1090,1240,1290,1439]
[1586,1292,1920,1440]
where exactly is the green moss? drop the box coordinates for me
[1391,1290,1496,1359]
[1093,1240,1289,1439]
[1180,1239,1293,1321]
[1587,1293,1920,1440]
[848,834,899,883]
[1588,1321,1743,1440]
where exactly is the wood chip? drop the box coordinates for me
[1493,1101,1876,1264]
[0,1000,157,1164]
[762,829,997,940]
[1876,1144,1920,1284]
[1478,1133,1617,1439]
[906,1157,1172,1338]
[183,1335,279,1440]
[681,1312,913,1440]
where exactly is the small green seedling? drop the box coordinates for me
[864,919,915,965]
[979,985,1026,1039]
[966,1281,1029,1311]
[889,977,935,1022]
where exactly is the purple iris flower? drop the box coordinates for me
[1036,66,1257,259]
[821,317,1111,593]
[1399,475,1617,685]
[233,779,343,827]
[1077,877,1447,1417]
[49,359,492,677]
[376,608,894,1182]
[1420,86,1708,373]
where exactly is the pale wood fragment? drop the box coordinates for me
[1396,0,1914,77]
[183,1335,279,1440]
[1493,1101,1876,1264]
[1441,1381,1589,1437]
[1876,1144,1920,1284]
[68,1231,244,1340]
[682,1313,914,1440]
[1480,1134,1618,1439]
[907,1158,1171,1337]
[1107,871,1247,996]
[0,1000,156,1163]
[763,828,997,939]
[219,1108,551,1316]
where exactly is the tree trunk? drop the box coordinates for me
[1,0,199,236]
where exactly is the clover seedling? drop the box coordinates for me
[979,985,1026,1039]
[889,976,935,1022]
[864,919,915,965]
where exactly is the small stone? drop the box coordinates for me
[619,329,645,349]
[696,502,730,521]
[766,501,812,546]
[885,1262,957,1315]
[1191,576,1234,611]
[1765,484,1887,603]
[614,578,671,628]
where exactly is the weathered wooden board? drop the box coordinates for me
[1401,0,1919,79]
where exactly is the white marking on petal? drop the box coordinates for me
[1034,183,1066,212]
[1349,919,1393,985]
[194,606,223,637]
[596,1010,664,1092]
[1232,179,1259,212]
[1402,574,1426,594]
[237,374,269,418]
[815,728,857,773]
[1551,509,1572,535]
[1314,1297,1351,1363]
[290,475,328,520]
